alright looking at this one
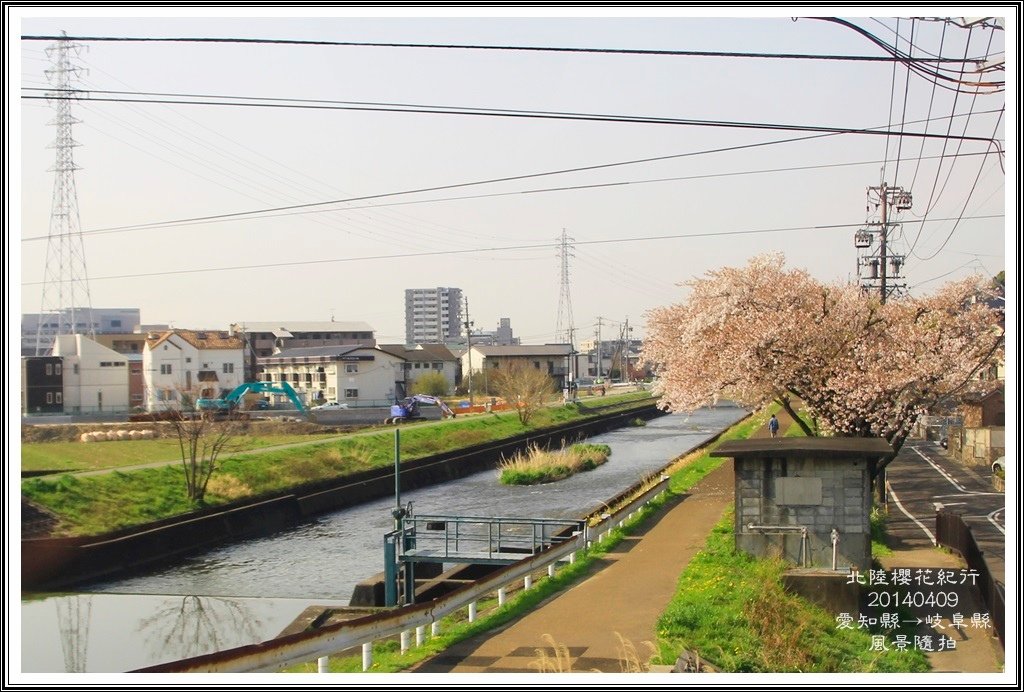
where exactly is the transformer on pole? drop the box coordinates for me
[855,183,910,304]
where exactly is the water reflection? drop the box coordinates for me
[22,593,346,673]
[137,595,261,662]
[56,595,91,673]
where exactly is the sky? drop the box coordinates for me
[9,8,1014,347]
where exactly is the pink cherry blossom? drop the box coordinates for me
[642,254,1003,468]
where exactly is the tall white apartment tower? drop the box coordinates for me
[405,287,463,344]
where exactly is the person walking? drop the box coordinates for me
[768,414,780,438]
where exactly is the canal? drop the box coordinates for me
[21,406,747,672]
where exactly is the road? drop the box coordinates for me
[884,439,1005,585]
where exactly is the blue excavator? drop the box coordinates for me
[385,394,456,424]
[196,381,308,418]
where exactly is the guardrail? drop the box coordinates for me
[935,509,1004,647]
[396,515,585,563]
[133,476,671,673]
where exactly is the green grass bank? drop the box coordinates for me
[21,394,654,537]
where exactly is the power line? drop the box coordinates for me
[22,90,1002,148]
[808,18,1004,91]
[22,215,1003,286]
[29,148,995,241]
[20,33,985,63]
[69,70,502,249]
[908,19,949,190]
[20,107,1002,243]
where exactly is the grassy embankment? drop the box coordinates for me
[21,393,653,537]
[293,406,924,674]
[20,432,342,474]
[498,443,611,485]
[653,511,928,672]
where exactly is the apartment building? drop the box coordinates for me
[405,287,462,344]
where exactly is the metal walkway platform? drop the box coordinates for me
[395,514,585,565]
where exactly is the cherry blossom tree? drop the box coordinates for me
[642,254,1003,477]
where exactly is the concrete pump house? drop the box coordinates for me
[711,437,893,572]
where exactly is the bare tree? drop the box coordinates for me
[159,387,244,503]
[491,362,556,425]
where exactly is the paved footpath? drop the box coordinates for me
[408,460,736,673]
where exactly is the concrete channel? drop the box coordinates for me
[22,402,666,591]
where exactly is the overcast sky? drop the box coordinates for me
[9,7,1013,345]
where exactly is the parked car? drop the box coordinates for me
[253,399,270,410]
[311,401,349,411]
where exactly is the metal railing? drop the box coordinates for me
[935,510,1004,646]
[134,477,671,673]
[395,515,584,563]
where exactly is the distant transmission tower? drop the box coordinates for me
[555,229,575,347]
[35,32,94,355]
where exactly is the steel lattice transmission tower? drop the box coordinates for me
[555,229,575,347]
[35,33,94,355]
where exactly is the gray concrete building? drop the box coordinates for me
[405,287,462,344]
[712,438,893,572]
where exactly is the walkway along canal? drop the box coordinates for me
[21,406,747,673]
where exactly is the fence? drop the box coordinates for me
[133,476,670,673]
[934,510,1004,646]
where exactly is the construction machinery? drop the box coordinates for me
[196,381,308,418]
[385,394,456,424]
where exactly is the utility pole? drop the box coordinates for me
[879,182,888,304]
[463,296,474,405]
[595,317,603,380]
[618,315,626,380]
[856,183,910,303]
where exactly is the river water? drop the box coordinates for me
[20,406,746,673]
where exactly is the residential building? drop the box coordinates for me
[143,330,245,411]
[21,356,64,414]
[229,321,376,381]
[461,344,574,390]
[405,287,462,344]
[51,334,131,414]
[378,343,460,394]
[92,333,148,409]
[21,307,141,356]
[259,345,406,406]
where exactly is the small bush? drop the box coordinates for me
[410,371,450,397]
[498,443,611,485]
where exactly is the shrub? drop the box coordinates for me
[410,371,450,397]
[498,443,611,485]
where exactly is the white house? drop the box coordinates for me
[50,334,131,414]
[259,345,407,406]
[144,330,245,411]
